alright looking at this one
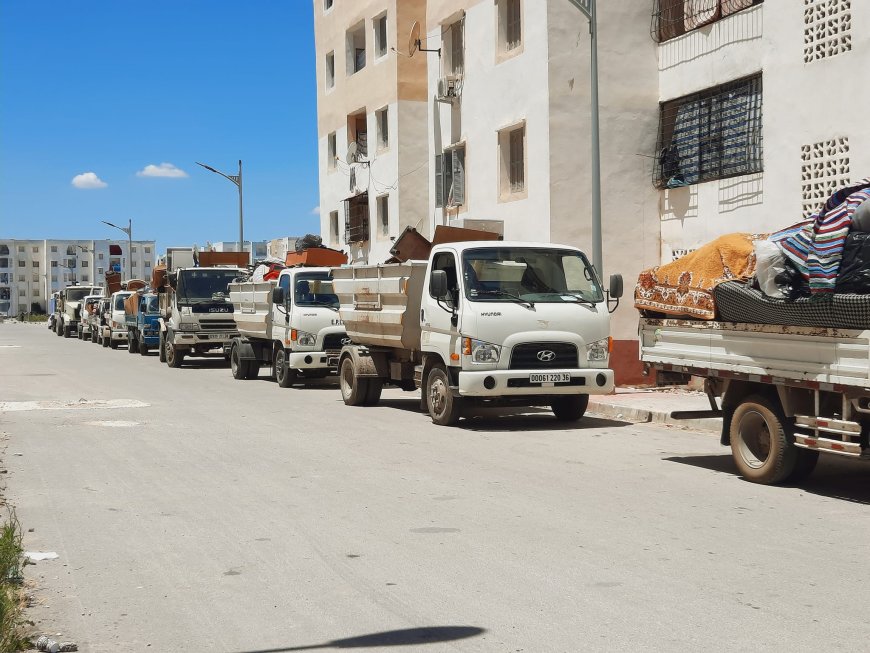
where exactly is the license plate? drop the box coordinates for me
[206,333,230,339]
[529,372,571,383]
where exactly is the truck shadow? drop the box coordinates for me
[665,454,870,505]
[230,625,486,652]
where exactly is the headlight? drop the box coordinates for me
[462,337,500,364]
[179,323,197,331]
[586,337,611,362]
[294,330,317,347]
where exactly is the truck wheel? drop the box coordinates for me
[128,337,138,354]
[340,357,369,406]
[77,327,83,340]
[730,395,797,485]
[109,337,118,349]
[102,331,110,347]
[63,324,72,338]
[158,331,167,362]
[165,333,184,368]
[230,345,249,380]
[427,366,463,426]
[364,379,383,406]
[274,349,296,388]
[91,329,97,343]
[246,362,259,380]
[551,394,589,421]
[139,343,149,356]
[55,320,63,336]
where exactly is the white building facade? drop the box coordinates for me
[0,238,156,316]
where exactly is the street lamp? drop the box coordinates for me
[567,0,603,277]
[196,160,244,254]
[102,219,132,281]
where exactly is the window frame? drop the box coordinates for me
[436,143,466,209]
[377,194,390,237]
[374,12,388,60]
[376,107,389,151]
[325,51,335,90]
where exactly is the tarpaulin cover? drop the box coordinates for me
[835,232,870,294]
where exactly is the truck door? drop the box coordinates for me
[421,251,461,365]
[276,272,292,343]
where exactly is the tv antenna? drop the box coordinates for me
[408,21,440,57]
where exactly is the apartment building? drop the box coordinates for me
[313,0,430,264]
[207,240,269,263]
[0,238,156,316]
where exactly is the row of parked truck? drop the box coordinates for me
[48,232,625,428]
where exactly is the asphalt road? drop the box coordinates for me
[2,322,870,652]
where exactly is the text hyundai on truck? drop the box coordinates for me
[333,241,622,426]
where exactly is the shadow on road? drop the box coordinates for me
[665,453,870,504]
[232,626,486,652]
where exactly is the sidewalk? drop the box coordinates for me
[588,387,722,433]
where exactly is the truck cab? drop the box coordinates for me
[78,295,102,340]
[103,290,133,349]
[160,266,243,368]
[229,267,347,384]
[55,285,103,338]
[126,293,160,356]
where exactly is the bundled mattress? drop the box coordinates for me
[714,281,870,329]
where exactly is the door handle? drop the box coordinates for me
[420,308,425,322]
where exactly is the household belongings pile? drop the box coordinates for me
[634,179,870,328]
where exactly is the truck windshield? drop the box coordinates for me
[177,269,240,303]
[65,288,93,302]
[294,273,339,307]
[462,247,603,304]
[114,293,131,311]
[144,296,159,314]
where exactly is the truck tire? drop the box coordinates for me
[139,342,149,356]
[246,362,259,380]
[364,379,383,406]
[165,332,184,368]
[128,333,138,354]
[274,349,296,388]
[109,337,118,349]
[158,331,167,362]
[63,324,72,338]
[551,394,589,421]
[427,366,463,426]
[91,329,97,343]
[230,344,249,380]
[55,320,63,336]
[77,327,83,340]
[730,395,797,485]
[102,330,110,347]
[340,357,369,406]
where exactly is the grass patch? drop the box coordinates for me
[0,510,29,652]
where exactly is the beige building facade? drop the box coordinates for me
[313,0,430,265]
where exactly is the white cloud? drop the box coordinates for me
[136,162,189,178]
[310,206,321,215]
[71,172,108,189]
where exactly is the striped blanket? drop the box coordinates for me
[771,179,870,293]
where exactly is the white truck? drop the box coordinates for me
[102,290,133,349]
[55,285,103,338]
[158,266,245,368]
[227,267,347,385]
[640,318,870,484]
[333,241,623,426]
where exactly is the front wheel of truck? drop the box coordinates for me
[165,332,184,368]
[730,395,797,485]
[427,366,463,426]
[139,342,149,356]
[551,394,589,422]
[128,332,138,354]
[274,349,296,388]
[158,331,167,361]
[340,357,368,406]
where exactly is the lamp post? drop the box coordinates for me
[566,0,602,278]
[196,160,244,255]
[102,219,132,281]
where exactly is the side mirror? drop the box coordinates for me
[609,274,624,299]
[430,270,449,299]
[272,287,285,305]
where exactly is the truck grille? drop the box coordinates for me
[509,342,578,370]
[323,333,349,352]
[199,320,236,331]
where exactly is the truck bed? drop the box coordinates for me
[332,262,426,350]
[229,281,275,340]
[640,318,870,388]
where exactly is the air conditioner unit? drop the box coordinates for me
[436,75,461,103]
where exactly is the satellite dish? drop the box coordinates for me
[408,21,421,57]
[346,141,358,164]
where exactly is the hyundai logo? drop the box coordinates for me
[537,350,556,362]
[341,337,353,346]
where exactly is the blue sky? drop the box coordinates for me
[0,0,319,255]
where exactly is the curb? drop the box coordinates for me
[587,399,722,433]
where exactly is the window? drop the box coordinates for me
[32,246,39,253]
[374,13,388,59]
[32,274,38,282]
[33,289,39,297]
[144,246,151,254]
[498,0,522,55]
[81,275,89,282]
[0,259,7,268]
[346,22,366,75]
[132,246,137,253]
[66,245,75,255]
[81,260,88,267]
[324,0,333,10]
[652,0,763,42]
[654,74,762,189]
[0,245,7,256]
[330,211,340,243]
[17,246,24,253]
[50,245,57,253]
[436,145,466,208]
[98,267,104,275]
[430,252,459,308]
[132,261,137,267]
[376,107,388,150]
[31,261,39,268]
[377,194,389,236]
[499,123,526,198]
[18,275,24,282]
[447,20,463,75]
[51,276,57,282]
[325,52,335,90]
[17,260,24,268]
[98,252,104,260]
[343,192,370,243]
[145,260,151,268]
[348,112,368,159]
[51,261,57,267]
[328,132,337,170]
[19,289,25,297]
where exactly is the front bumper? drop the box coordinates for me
[287,351,340,370]
[175,331,239,346]
[458,368,614,397]
[111,329,127,341]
